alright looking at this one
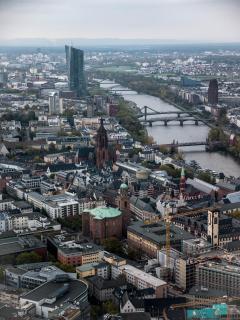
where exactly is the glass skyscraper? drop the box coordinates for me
[65,45,86,97]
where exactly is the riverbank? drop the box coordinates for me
[94,71,213,128]
[115,97,149,144]
[208,127,240,164]
[96,72,239,163]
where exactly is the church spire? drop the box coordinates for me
[96,118,108,169]
[180,167,186,195]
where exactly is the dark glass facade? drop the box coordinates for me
[65,45,86,97]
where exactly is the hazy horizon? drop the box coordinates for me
[0,0,240,44]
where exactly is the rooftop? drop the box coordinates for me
[119,264,167,288]
[199,262,240,275]
[0,236,46,257]
[128,221,193,246]
[21,279,87,308]
[85,206,122,220]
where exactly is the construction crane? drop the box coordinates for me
[144,204,221,269]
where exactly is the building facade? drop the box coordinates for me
[65,45,86,97]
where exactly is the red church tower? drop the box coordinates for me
[96,118,108,169]
[179,167,186,196]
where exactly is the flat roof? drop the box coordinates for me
[22,279,87,308]
[119,264,166,287]
[128,221,193,246]
[0,236,46,256]
[199,262,240,276]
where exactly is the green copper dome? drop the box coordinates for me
[85,207,122,220]
[120,183,128,190]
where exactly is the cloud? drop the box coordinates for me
[0,0,239,42]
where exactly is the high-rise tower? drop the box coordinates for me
[96,118,108,169]
[48,92,59,115]
[208,79,218,105]
[65,45,86,97]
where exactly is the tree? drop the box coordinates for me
[34,155,42,163]
[146,135,155,145]
[58,215,82,232]
[103,300,118,315]
[197,172,215,185]
[16,251,42,265]
[0,266,5,283]
[102,238,123,255]
[54,262,75,273]
[48,143,56,152]
[127,248,141,260]
[159,164,181,178]
[91,305,103,320]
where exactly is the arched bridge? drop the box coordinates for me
[138,105,209,126]
[140,116,204,127]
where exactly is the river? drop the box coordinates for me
[100,81,240,178]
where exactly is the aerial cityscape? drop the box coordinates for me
[0,0,240,320]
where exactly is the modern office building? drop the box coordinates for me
[65,45,86,97]
[208,78,218,105]
[196,262,240,296]
[48,92,59,115]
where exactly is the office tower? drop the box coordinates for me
[208,79,218,105]
[49,92,59,115]
[0,71,8,88]
[65,45,86,97]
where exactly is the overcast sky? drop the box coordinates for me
[0,0,239,42]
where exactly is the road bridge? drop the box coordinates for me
[152,139,222,152]
[139,105,210,126]
[140,116,204,126]
[139,105,199,120]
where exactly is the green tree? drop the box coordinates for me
[159,164,181,178]
[54,262,75,273]
[58,215,82,232]
[16,251,42,265]
[102,238,123,255]
[91,305,103,320]
[0,266,5,283]
[197,172,215,185]
[103,300,118,315]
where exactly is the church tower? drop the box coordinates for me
[96,118,108,169]
[207,209,219,247]
[179,167,186,196]
[117,183,130,235]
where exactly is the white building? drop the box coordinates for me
[117,264,167,298]
[48,92,59,115]
[26,192,80,220]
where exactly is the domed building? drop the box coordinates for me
[82,206,122,243]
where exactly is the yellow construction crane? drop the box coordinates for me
[144,205,221,269]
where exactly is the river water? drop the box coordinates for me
[100,82,240,178]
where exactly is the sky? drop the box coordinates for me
[0,0,239,43]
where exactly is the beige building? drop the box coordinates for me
[118,264,167,298]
